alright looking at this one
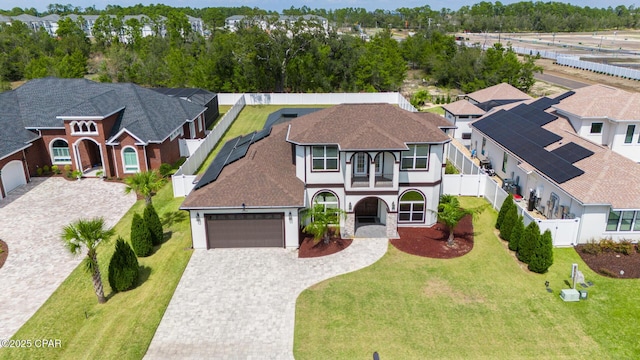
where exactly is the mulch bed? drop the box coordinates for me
[298,232,353,258]
[0,239,7,269]
[575,244,640,279]
[391,214,474,259]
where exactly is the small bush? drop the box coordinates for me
[581,240,601,255]
[144,203,164,246]
[599,238,617,252]
[43,165,50,174]
[36,167,43,176]
[51,165,60,174]
[130,213,152,257]
[64,164,71,172]
[618,240,634,255]
[159,163,173,178]
[499,205,518,242]
[66,171,73,178]
[108,237,139,292]
[444,161,459,174]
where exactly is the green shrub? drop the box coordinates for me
[130,213,152,257]
[599,238,617,252]
[43,165,50,174]
[158,163,173,178]
[144,203,164,246]
[618,240,634,255]
[581,240,601,255]
[64,164,71,172]
[444,161,459,174]
[51,165,60,174]
[496,194,514,229]
[518,221,540,264]
[528,229,553,273]
[66,171,73,178]
[509,216,524,252]
[36,167,43,176]
[108,237,139,292]
[499,205,518,241]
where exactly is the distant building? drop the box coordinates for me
[224,14,329,33]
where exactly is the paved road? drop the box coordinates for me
[145,238,389,359]
[0,177,136,340]
[534,72,590,89]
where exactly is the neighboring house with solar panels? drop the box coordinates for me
[0,77,212,200]
[181,104,454,249]
[470,85,640,243]
[443,83,531,148]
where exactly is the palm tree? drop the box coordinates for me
[61,217,115,304]
[123,170,166,205]
[438,195,474,247]
[302,203,345,244]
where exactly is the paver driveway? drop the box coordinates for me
[0,177,136,340]
[145,238,388,359]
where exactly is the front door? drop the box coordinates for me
[354,153,368,177]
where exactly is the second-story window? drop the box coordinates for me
[401,144,429,170]
[312,146,338,171]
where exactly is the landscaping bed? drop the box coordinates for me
[391,214,474,259]
[575,243,640,279]
[298,232,352,258]
[0,239,7,269]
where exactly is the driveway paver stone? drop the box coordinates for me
[0,177,136,340]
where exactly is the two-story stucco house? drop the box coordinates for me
[181,104,452,249]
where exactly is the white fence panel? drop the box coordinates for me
[218,93,244,105]
[556,56,640,81]
[172,175,198,197]
[443,174,485,197]
[535,219,581,247]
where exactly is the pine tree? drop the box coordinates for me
[517,221,540,264]
[144,203,164,246]
[528,229,554,273]
[509,216,524,252]
[108,237,139,292]
[500,205,518,241]
[130,213,152,257]
[496,194,514,229]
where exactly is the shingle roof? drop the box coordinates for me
[181,123,305,209]
[0,91,38,159]
[553,84,640,120]
[150,88,217,107]
[286,103,450,150]
[9,78,205,143]
[442,100,485,116]
[466,83,532,103]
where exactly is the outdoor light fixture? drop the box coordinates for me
[242,203,246,211]
[289,211,292,221]
[196,212,201,224]
[348,202,352,211]
[392,201,396,211]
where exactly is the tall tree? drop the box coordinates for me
[528,229,553,273]
[517,221,540,264]
[61,217,115,304]
[123,170,166,205]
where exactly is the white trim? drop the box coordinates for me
[72,137,106,173]
[56,116,104,120]
[398,190,426,223]
[0,144,31,162]
[106,128,147,145]
[111,144,119,178]
[143,145,149,172]
[121,146,140,173]
[69,120,99,135]
[49,138,72,164]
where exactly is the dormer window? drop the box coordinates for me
[70,120,98,135]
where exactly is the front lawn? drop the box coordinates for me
[0,184,192,360]
[294,197,640,359]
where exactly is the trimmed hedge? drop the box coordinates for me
[509,216,524,252]
[496,194,514,229]
[528,229,554,273]
[518,221,540,264]
[131,213,152,257]
[108,237,139,292]
[144,203,164,246]
[500,205,518,242]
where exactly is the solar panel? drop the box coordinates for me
[253,127,271,142]
[551,142,594,164]
[554,90,575,102]
[236,133,255,146]
[475,99,524,112]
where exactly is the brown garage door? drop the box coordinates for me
[206,213,284,248]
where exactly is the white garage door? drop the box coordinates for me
[1,160,27,195]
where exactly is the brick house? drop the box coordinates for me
[0,77,212,199]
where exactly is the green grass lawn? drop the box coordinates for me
[207,105,233,130]
[294,197,640,359]
[198,105,330,174]
[0,184,192,360]
[424,106,445,115]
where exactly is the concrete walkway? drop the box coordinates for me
[0,177,136,340]
[145,238,388,359]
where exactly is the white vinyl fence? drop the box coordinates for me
[444,144,579,246]
[556,56,640,81]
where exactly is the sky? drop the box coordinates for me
[2,0,638,12]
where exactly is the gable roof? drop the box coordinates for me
[8,78,205,143]
[181,122,305,209]
[442,100,485,116]
[466,83,532,103]
[286,104,450,150]
[150,88,217,107]
[0,91,38,159]
[553,84,640,120]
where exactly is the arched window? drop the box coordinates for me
[51,139,71,164]
[313,191,338,212]
[398,190,425,222]
[122,147,139,173]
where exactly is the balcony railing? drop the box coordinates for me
[351,173,393,188]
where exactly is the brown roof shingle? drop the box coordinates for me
[554,84,640,120]
[442,100,485,115]
[286,103,450,150]
[467,83,531,103]
[181,123,304,209]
